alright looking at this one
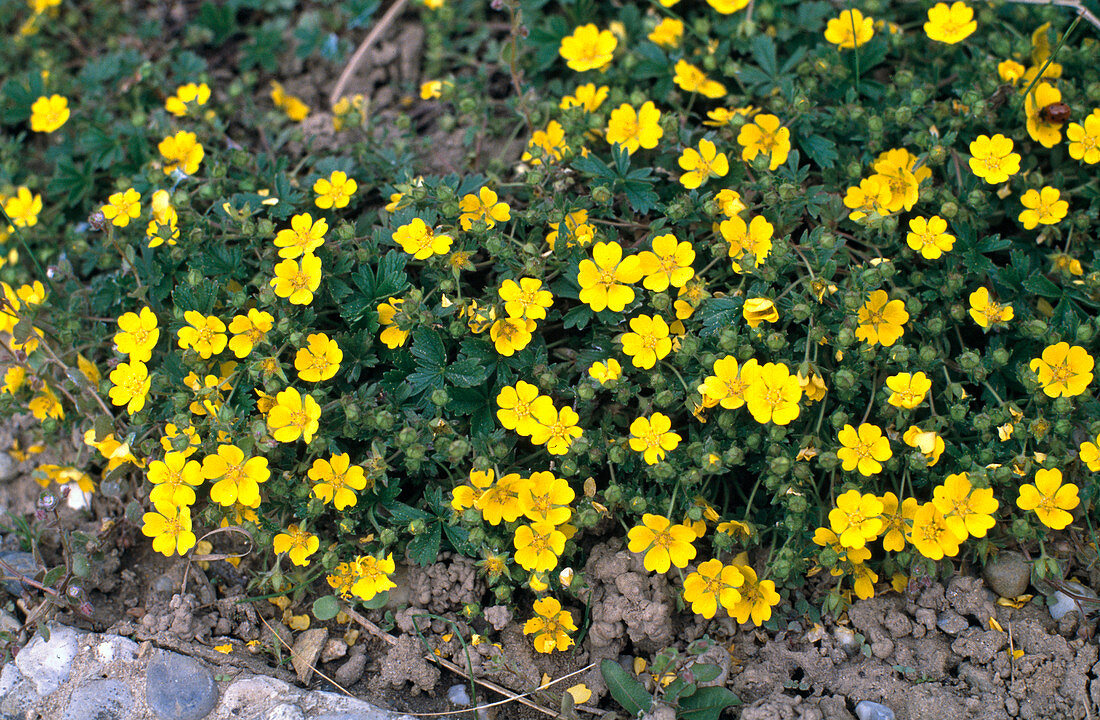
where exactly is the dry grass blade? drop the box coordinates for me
[330,0,410,108]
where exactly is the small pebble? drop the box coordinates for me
[833,626,859,654]
[14,624,80,696]
[983,552,1031,599]
[334,651,367,688]
[855,700,896,720]
[0,552,38,596]
[1049,581,1096,621]
[936,611,968,635]
[448,683,471,706]
[145,650,218,720]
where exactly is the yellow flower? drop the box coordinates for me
[648,18,683,48]
[452,469,494,512]
[906,216,955,259]
[627,514,697,573]
[903,425,944,466]
[523,597,576,653]
[101,188,141,227]
[577,241,643,312]
[672,60,726,99]
[146,190,179,247]
[1024,82,1064,148]
[350,553,397,601]
[729,565,780,626]
[997,60,1026,84]
[165,82,211,117]
[932,472,998,542]
[273,525,319,567]
[967,287,1013,328]
[3,187,42,228]
[30,94,69,133]
[699,356,759,410]
[419,80,446,99]
[737,114,790,170]
[677,139,728,190]
[924,1,976,44]
[202,444,270,507]
[475,471,530,525]
[1067,112,1100,164]
[161,423,201,458]
[496,381,552,436]
[308,454,367,510]
[142,504,196,557]
[606,101,663,155]
[843,176,892,222]
[629,412,682,465]
[743,298,778,328]
[1018,468,1079,530]
[621,314,672,369]
[114,307,159,362]
[558,24,617,72]
[720,214,773,272]
[490,316,535,357]
[1018,186,1068,230]
[270,81,310,121]
[1079,433,1100,472]
[529,403,582,455]
[968,134,1020,184]
[855,290,908,347]
[828,490,884,549]
[377,297,408,349]
[638,234,694,292]
[458,187,511,230]
[499,277,553,320]
[108,360,151,414]
[227,309,274,358]
[1,367,25,395]
[266,386,322,444]
[270,253,322,305]
[559,83,608,112]
[683,559,744,619]
[148,451,204,510]
[886,371,931,409]
[707,0,750,13]
[878,492,918,552]
[824,9,873,49]
[274,213,327,259]
[745,362,802,425]
[294,332,341,382]
[313,171,357,210]
[513,521,566,572]
[1030,342,1094,398]
[522,471,574,525]
[177,311,227,358]
[521,120,569,165]
[588,359,622,385]
[837,423,891,476]
[158,131,204,175]
[797,369,827,403]
[713,189,746,217]
[393,218,453,260]
[908,502,961,560]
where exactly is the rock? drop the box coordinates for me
[14,623,80,695]
[221,676,291,717]
[983,552,1031,598]
[448,683,470,705]
[145,650,219,720]
[0,454,17,482]
[855,700,895,720]
[0,664,37,719]
[291,628,327,684]
[334,651,367,688]
[936,611,968,635]
[61,679,133,720]
[320,638,347,664]
[266,703,306,720]
[833,626,859,654]
[1048,581,1097,621]
[484,605,513,631]
[0,552,38,596]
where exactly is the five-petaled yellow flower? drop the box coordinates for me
[558,24,617,72]
[101,188,141,228]
[273,524,320,566]
[142,504,196,557]
[906,216,955,260]
[737,114,790,170]
[924,1,976,44]
[267,387,322,444]
[968,134,1020,184]
[606,101,663,155]
[1030,342,1094,398]
[678,139,729,189]
[30,94,69,133]
[627,514,697,573]
[1017,468,1078,530]
[577,241,643,312]
[967,288,1012,328]
[523,597,576,653]
[824,9,873,49]
[837,423,892,476]
[629,412,681,465]
[855,290,909,347]
[1018,187,1068,230]
[313,171,357,209]
[271,253,322,305]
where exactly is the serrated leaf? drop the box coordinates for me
[408,521,442,567]
[312,595,340,621]
[446,358,491,388]
[601,660,652,716]
[749,35,778,78]
[562,305,593,331]
[1021,275,1061,299]
[411,329,446,368]
[695,297,744,338]
[676,686,740,720]
[572,154,613,179]
[798,134,838,169]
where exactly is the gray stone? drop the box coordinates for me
[334,651,366,688]
[0,552,39,596]
[320,638,347,664]
[61,679,133,720]
[0,663,38,719]
[291,628,327,684]
[1048,581,1097,621]
[14,624,80,695]
[221,676,291,717]
[935,611,968,635]
[265,703,306,720]
[855,700,895,720]
[145,650,218,720]
[0,454,17,482]
[983,552,1031,598]
[447,683,470,705]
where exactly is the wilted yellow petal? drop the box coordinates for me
[634,657,647,675]
[287,613,310,631]
[989,617,1004,632]
[567,683,592,704]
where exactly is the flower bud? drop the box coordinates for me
[629,496,647,513]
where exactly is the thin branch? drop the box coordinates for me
[329,0,410,109]
[1004,0,1100,32]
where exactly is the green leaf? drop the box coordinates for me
[1021,275,1061,299]
[386,501,431,524]
[360,590,390,609]
[676,686,740,720]
[411,329,446,368]
[695,297,744,338]
[312,595,341,621]
[601,660,652,716]
[446,358,491,388]
[749,35,778,78]
[797,134,838,169]
[689,663,722,684]
[562,305,593,331]
[43,565,65,587]
[408,521,442,566]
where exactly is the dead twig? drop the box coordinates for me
[1003,0,1100,32]
[330,0,410,109]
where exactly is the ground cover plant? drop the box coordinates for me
[1,0,1100,712]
